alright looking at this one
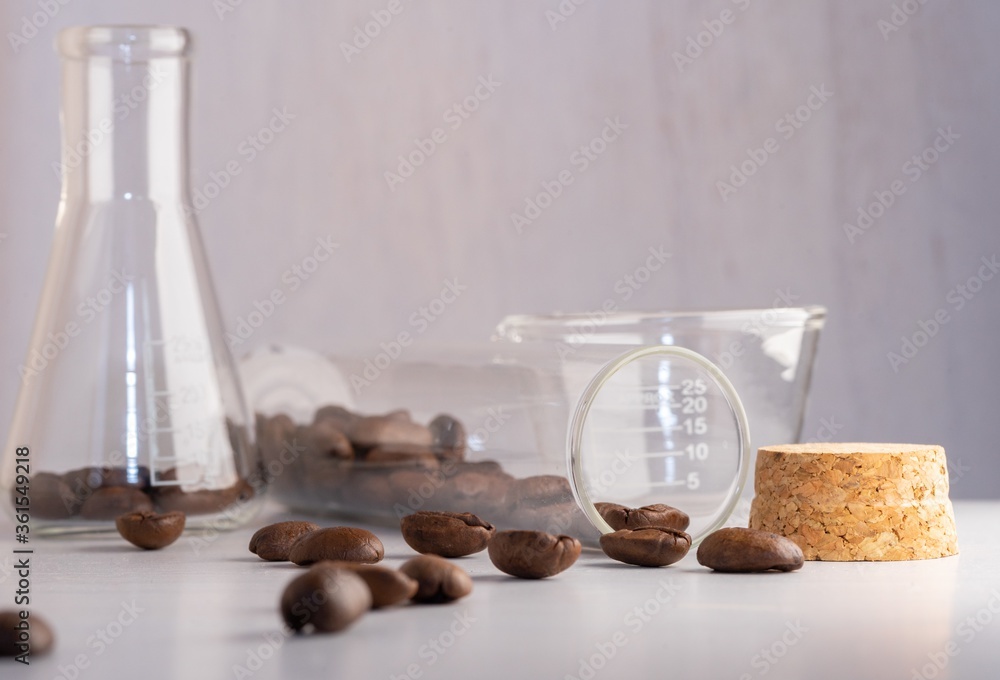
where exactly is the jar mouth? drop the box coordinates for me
[496,306,827,341]
[57,25,190,62]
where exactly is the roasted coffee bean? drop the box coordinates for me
[313,405,360,434]
[599,527,691,567]
[63,465,151,492]
[398,555,473,603]
[301,421,353,460]
[429,414,466,461]
[384,409,413,422]
[350,415,433,451]
[115,510,186,550]
[439,468,512,517]
[0,610,54,657]
[155,479,254,515]
[505,475,573,510]
[596,502,690,532]
[696,527,804,573]
[258,413,297,465]
[249,521,320,561]
[364,446,439,469]
[400,511,495,558]
[288,527,384,566]
[325,562,418,608]
[79,487,153,520]
[26,472,78,519]
[487,530,581,579]
[280,564,371,633]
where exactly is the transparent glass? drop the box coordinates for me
[1,26,265,534]
[495,306,827,521]
[242,342,752,547]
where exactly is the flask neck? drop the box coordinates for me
[57,27,191,206]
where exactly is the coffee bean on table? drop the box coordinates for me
[325,562,419,608]
[596,502,690,532]
[696,527,804,573]
[280,564,371,633]
[400,511,496,558]
[115,510,186,550]
[79,487,154,520]
[487,530,582,579]
[599,527,691,567]
[288,527,384,566]
[0,610,54,657]
[398,555,473,603]
[249,521,320,561]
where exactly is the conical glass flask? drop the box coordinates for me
[2,26,265,534]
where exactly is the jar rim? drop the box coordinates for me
[497,305,827,340]
[57,25,190,62]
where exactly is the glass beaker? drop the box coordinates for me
[494,306,826,517]
[243,342,752,547]
[2,26,265,534]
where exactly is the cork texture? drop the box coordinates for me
[748,443,958,561]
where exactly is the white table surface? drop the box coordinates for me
[2,501,998,680]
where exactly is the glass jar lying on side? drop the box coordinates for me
[244,342,751,547]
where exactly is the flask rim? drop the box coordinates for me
[57,25,190,62]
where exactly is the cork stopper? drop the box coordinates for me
[748,443,958,561]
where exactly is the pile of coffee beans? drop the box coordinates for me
[261,520,476,635]
[21,421,260,524]
[257,405,598,541]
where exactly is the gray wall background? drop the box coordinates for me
[1,1,997,496]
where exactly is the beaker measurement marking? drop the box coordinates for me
[589,425,685,434]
